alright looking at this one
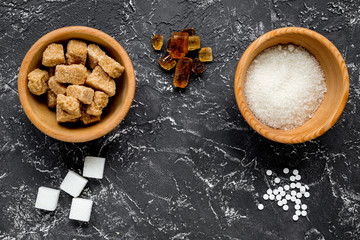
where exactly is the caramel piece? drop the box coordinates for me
[66,40,87,65]
[86,66,116,97]
[191,58,204,75]
[66,85,94,105]
[98,55,124,78]
[80,107,101,125]
[86,91,109,116]
[57,94,81,116]
[55,64,87,84]
[87,44,106,69]
[169,32,189,59]
[188,35,200,51]
[158,54,177,71]
[152,34,164,50]
[199,47,213,62]
[27,68,49,95]
[173,57,192,88]
[56,107,79,123]
[47,90,57,108]
[48,76,66,95]
[42,43,65,67]
[181,28,195,36]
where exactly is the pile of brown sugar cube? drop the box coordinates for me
[27,39,125,125]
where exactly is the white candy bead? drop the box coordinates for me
[284,185,290,191]
[290,183,296,188]
[304,192,310,198]
[266,170,272,176]
[301,210,307,216]
[295,175,301,181]
[283,168,289,174]
[295,204,300,210]
[293,169,299,175]
[258,204,264,210]
[269,194,275,200]
[274,177,280,184]
[290,176,296,182]
[283,205,289,211]
[267,189,272,195]
[296,193,302,198]
[301,204,308,210]
[293,215,299,221]
[263,194,269,200]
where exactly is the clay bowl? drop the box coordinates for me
[234,27,349,144]
[18,26,136,142]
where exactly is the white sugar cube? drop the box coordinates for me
[60,170,88,197]
[69,198,93,222]
[83,156,105,179]
[35,186,60,211]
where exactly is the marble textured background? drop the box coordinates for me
[0,0,360,239]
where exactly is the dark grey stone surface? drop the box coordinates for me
[1,0,360,239]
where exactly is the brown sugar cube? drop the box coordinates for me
[56,107,79,123]
[42,43,66,67]
[66,85,94,105]
[47,90,57,108]
[57,94,81,116]
[98,55,124,78]
[66,40,87,65]
[80,108,101,125]
[55,64,87,85]
[86,91,109,116]
[87,44,106,69]
[86,66,116,97]
[48,76,66,95]
[27,68,49,95]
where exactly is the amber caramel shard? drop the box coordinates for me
[159,54,177,71]
[47,90,57,108]
[152,34,164,50]
[86,91,109,116]
[66,39,87,65]
[169,32,189,59]
[42,43,65,67]
[80,109,101,125]
[98,55,124,78]
[27,68,49,95]
[181,28,195,36]
[173,57,193,88]
[87,44,106,69]
[57,94,81,116]
[56,106,79,123]
[86,66,116,97]
[48,76,66,95]
[55,64,87,85]
[191,58,205,75]
[188,35,200,51]
[199,47,213,62]
[66,85,95,105]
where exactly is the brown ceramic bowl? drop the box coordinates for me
[18,26,136,142]
[234,27,349,144]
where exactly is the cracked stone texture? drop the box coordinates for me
[0,0,360,239]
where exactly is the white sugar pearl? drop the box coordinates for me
[285,194,291,200]
[295,210,301,216]
[283,205,289,211]
[258,204,264,210]
[283,168,289,174]
[284,185,290,191]
[274,177,281,184]
[266,170,272,176]
[282,199,287,205]
[290,176,296,182]
[295,204,300,210]
[301,204,308,210]
[273,189,279,195]
[295,175,301,181]
[291,196,297,202]
[296,193,302,198]
[301,210,307,216]
[291,190,296,196]
[277,201,283,207]
[276,195,282,201]
[304,192,310,198]
[300,186,306,193]
[278,187,284,192]
[290,183,296,188]
[296,182,301,188]
[295,199,301,205]
[269,194,275,200]
[293,169,299,175]
[263,194,269,200]
[280,191,286,197]
[267,189,272,195]
[293,215,299,221]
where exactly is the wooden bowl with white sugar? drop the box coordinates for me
[234,27,349,144]
[18,26,136,142]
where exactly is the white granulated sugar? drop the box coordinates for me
[245,44,327,130]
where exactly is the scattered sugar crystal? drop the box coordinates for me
[244,45,327,130]
[283,168,289,174]
[35,187,60,211]
[83,156,106,179]
[266,170,272,176]
[274,177,280,184]
[60,170,88,197]
[69,198,93,222]
[258,204,264,210]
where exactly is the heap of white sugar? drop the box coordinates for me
[245,45,327,130]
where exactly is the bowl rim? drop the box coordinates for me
[18,26,136,142]
[234,27,349,144]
